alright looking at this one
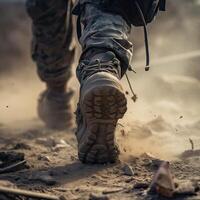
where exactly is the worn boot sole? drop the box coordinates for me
[78,72,127,164]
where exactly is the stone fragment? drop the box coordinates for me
[38,155,51,162]
[134,182,149,190]
[175,180,199,196]
[36,137,55,147]
[122,164,135,176]
[149,161,175,198]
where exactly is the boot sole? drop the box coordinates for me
[78,75,127,164]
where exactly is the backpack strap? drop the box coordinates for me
[159,0,166,11]
[134,1,150,71]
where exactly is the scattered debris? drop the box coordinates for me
[134,182,149,190]
[149,161,175,198]
[175,180,199,196]
[38,155,51,162]
[102,188,124,195]
[141,153,164,169]
[36,137,71,151]
[52,139,71,151]
[89,193,109,200]
[189,138,194,150]
[36,137,56,147]
[0,151,25,164]
[0,160,27,174]
[0,186,59,200]
[0,151,28,174]
[122,164,135,176]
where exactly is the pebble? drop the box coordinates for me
[36,137,55,147]
[38,155,51,162]
[175,180,199,195]
[134,182,149,190]
[122,164,135,176]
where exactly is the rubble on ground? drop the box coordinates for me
[122,163,135,176]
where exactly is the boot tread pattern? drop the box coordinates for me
[79,86,127,164]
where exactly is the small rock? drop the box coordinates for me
[36,137,55,147]
[38,155,51,162]
[141,152,157,160]
[89,193,109,200]
[134,182,149,190]
[141,152,164,169]
[175,180,199,196]
[53,139,71,151]
[149,161,175,198]
[122,164,135,176]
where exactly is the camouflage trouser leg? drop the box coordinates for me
[26,0,75,86]
[73,0,133,81]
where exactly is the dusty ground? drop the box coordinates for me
[0,122,200,200]
[0,0,200,200]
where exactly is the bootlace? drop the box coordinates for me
[79,58,121,82]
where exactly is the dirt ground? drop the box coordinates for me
[0,122,200,200]
[1,0,200,200]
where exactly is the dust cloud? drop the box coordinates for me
[0,0,200,160]
[119,0,200,159]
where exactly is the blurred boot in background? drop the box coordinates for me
[26,0,75,130]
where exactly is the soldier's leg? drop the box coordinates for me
[74,1,133,163]
[26,0,75,129]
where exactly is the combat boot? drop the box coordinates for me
[76,52,127,164]
[38,83,73,130]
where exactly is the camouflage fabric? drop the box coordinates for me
[26,0,75,86]
[26,0,133,84]
[73,0,133,80]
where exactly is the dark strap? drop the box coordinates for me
[159,0,166,11]
[76,14,82,40]
[134,1,150,71]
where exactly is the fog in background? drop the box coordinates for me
[0,0,200,159]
